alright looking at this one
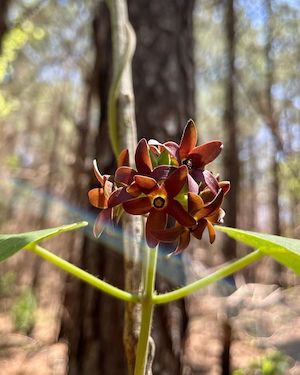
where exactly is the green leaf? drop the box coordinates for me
[216,226,300,275]
[0,221,88,262]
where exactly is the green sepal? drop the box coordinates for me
[157,149,171,166]
[174,184,189,210]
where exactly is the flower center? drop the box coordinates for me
[152,196,166,209]
[182,158,193,170]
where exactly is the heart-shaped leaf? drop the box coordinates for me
[216,226,300,275]
[0,221,88,262]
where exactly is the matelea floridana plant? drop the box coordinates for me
[88,119,230,253]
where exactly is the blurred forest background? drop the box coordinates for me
[0,0,299,374]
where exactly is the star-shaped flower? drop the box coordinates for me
[121,165,196,248]
[151,181,230,254]
[107,138,177,208]
[149,119,223,194]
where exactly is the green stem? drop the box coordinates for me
[26,244,139,303]
[153,250,264,305]
[134,247,158,375]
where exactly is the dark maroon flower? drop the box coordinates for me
[122,166,196,248]
[151,181,230,254]
[108,139,176,208]
[149,120,223,194]
[88,119,229,255]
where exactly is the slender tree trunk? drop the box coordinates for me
[61,4,127,375]
[247,136,256,231]
[30,98,64,288]
[263,0,284,285]
[39,100,63,227]
[265,0,281,236]
[221,0,239,261]
[128,0,195,139]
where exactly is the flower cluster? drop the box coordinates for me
[88,120,230,254]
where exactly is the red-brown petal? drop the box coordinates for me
[199,188,215,204]
[103,179,113,198]
[151,225,184,242]
[164,141,180,159]
[187,174,199,194]
[188,192,204,214]
[167,199,196,227]
[88,188,107,209]
[123,197,152,215]
[145,209,167,248]
[173,230,191,254]
[115,166,137,185]
[219,181,231,195]
[126,182,142,196]
[151,166,176,182]
[179,119,197,160]
[191,219,207,240]
[188,141,223,168]
[203,170,219,195]
[206,220,216,243]
[93,160,105,185]
[93,208,112,237]
[195,189,224,220]
[148,142,160,156]
[164,165,188,198]
[108,187,133,208]
[190,168,205,184]
[135,138,152,174]
[149,140,179,160]
[208,208,225,224]
[134,175,158,193]
[117,148,129,167]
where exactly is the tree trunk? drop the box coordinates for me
[61,4,127,375]
[128,0,195,140]
[246,136,256,231]
[61,1,195,374]
[265,0,281,236]
[221,0,239,261]
[263,0,284,284]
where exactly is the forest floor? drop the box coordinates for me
[1,247,300,375]
[183,283,300,374]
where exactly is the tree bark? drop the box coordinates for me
[265,0,281,236]
[128,0,195,141]
[61,4,127,375]
[221,0,239,261]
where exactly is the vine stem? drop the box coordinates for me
[26,244,139,303]
[134,246,158,375]
[153,249,264,304]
